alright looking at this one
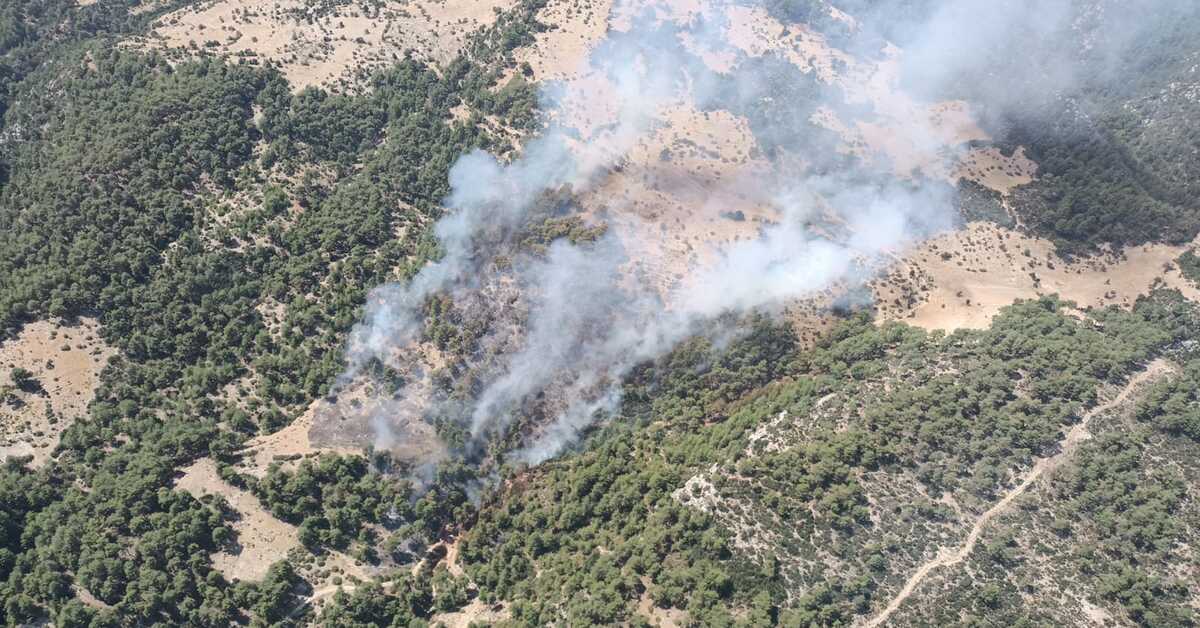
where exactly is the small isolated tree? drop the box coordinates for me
[10,367,40,393]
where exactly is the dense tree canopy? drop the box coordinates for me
[0,1,1198,626]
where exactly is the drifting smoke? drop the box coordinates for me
[337,0,1180,472]
[860,0,1200,127]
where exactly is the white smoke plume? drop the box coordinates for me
[336,0,1178,471]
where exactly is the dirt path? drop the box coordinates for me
[861,359,1173,627]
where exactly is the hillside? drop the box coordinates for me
[1,0,1199,626]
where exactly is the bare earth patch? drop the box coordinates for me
[138,0,518,91]
[720,6,990,179]
[873,223,1200,331]
[575,102,779,296]
[952,146,1037,195]
[176,457,302,582]
[0,318,115,467]
[305,379,448,466]
[516,0,613,80]
[236,398,363,478]
[531,0,1019,310]
[176,457,371,591]
[636,576,689,627]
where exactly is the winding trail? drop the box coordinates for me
[861,360,1172,627]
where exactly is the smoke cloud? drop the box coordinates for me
[334,0,1176,473]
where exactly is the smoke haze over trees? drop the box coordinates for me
[0,0,1198,625]
[342,0,1200,472]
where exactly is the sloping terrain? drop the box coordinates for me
[1,0,1200,627]
[873,224,1200,331]
[176,457,305,581]
[0,318,114,466]
[884,352,1200,626]
[139,0,520,91]
[865,359,1176,627]
[457,293,1200,625]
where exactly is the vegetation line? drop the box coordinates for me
[861,359,1174,628]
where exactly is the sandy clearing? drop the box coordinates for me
[610,0,709,32]
[723,4,843,79]
[73,582,113,610]
[239,363,447,477]
[140,0,518,91]
[177,457,371,588]
[952,146,1037,195]
[531,5,786,298]
[574,100,779,296]
[860,359,1174,627]
[302,336,451,466]
[533,0,991,171]
[176,457,302,582]
[236,398,363,478]
[305,383,448,465]
[505,0,1038,369]
[130,0,170,15]
[0,318,115,467]
[719,5,991,180]
[541,0,1020,310]
[873,223,1200,332]
[810,105,869,159]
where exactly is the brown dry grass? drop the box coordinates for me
[236,397,362,478]
[720,5,990,181]
[140,0,517,91]
[176,457,303,581]
[147,0,1038,322]
[952,146,1037,195]
[515,0,612,80]
[575,101,778,296]
[872,223,1200,331]
[533,0,1022,310]
[176,457,371,588]
[303,342,449,463]
[0,318,115,467]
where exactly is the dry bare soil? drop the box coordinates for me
[176,457,303,581]
[0,318,115,467]
[175,455,372,614]
[140,0,519,91]
[872,223,1200,331]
